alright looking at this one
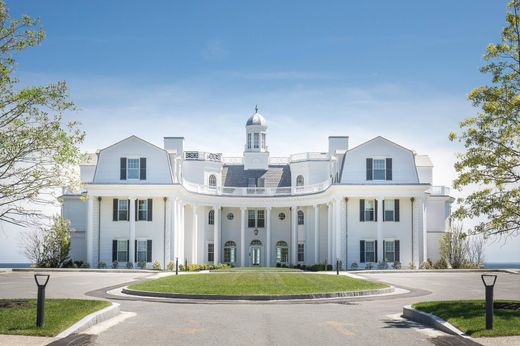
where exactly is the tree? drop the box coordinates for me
[439,223,486,269]
[23,215,71,267]
[449,0,520,236]
[0,1,84,227]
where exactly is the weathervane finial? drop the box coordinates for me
[255,104,259,113]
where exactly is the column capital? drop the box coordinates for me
[240,206,247,211]
[213,205,221,211]
[265,206,272,211]
[129,195,137,201]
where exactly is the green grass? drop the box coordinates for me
[128,272,387,295]
[213,266,300,271]
[413,300,520,337]
[0,299,111,337]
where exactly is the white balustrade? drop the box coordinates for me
[428,186,451,196]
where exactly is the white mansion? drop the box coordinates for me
[62,110,453,269]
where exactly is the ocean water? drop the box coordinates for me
[484,262,520,269]
[0,263,32,268]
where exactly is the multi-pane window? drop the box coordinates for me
[364,200,375,221]
[261,133,266,149]
[297,210,304,225]
[117,240,128,262]
[384,200,395,221]
[208,210,215,225]
[247,210,265,228]
[208,243,214,262]
[373,159,386,180]
[247,133,252,149]
[118,200,129,221]
[257,210,265,228]
[276,241,289,263]
[297,243,305,262]
[208,175,217,189]
[137,240,148,262]
[365,241,376,262]
[127,158,140,179]
[254,133,259,148]
[384,241,395,262]
[224,241,236,263]
[248,210,256,228]
[138,200,148,221]
[296,175,304,187]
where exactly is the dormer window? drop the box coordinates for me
[208,174,217,189]
[373,159,386,180]
[120,157,146,180]
[128,159,140,179]
[296,175,304,187]
[366,158,392,181]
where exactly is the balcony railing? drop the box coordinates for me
[182,178,332,196]
[184,151,222,162]
[289,152,329,162]
[190,152,330,165]
[428,185,451,196]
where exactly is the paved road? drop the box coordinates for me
[1,270,519,345]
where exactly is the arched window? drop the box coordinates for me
[208,174,217,189]
[296,175,304,187]
[208,210,214,225]
[297,210,304,225]
[276,241,289,264]
[224,241,236,263]
[250,239,262,246]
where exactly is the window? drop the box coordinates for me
[224,241,236,263]
[384,200,395,221]
[373,159,386,180]
[384,241,395,262]
[276,241,289,263]
[248,210,256,228]
[138,200,148,221]
[365,241,375,262]
[137,240,148,262]
[257,210,265,228]
[117,240,128,262]
[261,133,266,149]
[278,212,286,221]
[208,174,217,189]
[118,200,129,221]
[227,212,234,221]
[208,210,215,225]
[296,175,304,187]
[297,210,304,225]
[208,243,214,262]
[297,243,305,262]
[128,158,140,179]
[364,200,375,221]
[247,133,252,149]
[254,133,259,148]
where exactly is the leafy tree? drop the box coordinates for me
[449,0,520,236]
[0,1,84,227]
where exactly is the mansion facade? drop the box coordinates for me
[62,110,454,269]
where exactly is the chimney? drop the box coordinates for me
[163,137,184,155]
[328,136,349,157]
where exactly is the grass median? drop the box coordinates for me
[413,300,520,337]
[128,272,387,295]
[0,299,111,337]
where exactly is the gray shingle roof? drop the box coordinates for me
[222,165,291,187]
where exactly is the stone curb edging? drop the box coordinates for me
[12,268,159,274]
[121,286,394,301]
[56,302,120,338]
[352,269,518,274]
[210,269,303,273]
[402,305,469,337]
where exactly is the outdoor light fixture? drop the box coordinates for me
[254,229,259,236]
[175,257,179,275]
[481,274,497,330]
[336,258,340,275]
[34,274,50,327]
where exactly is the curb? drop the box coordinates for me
[402,305,468,337]
[12,268,159,274]
[121,286,394,301]
[352,269,517,274]
[56,302,120,338]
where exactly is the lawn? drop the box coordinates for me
[413,300,520,337]
[213,266,300,271]
[128,272,387,295]
[0,299,111,337]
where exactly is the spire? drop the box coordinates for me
[255,104,259,113]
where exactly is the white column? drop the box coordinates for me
[129,196,136,264]
[314,204,319,263]
[291,205,297,265]
[335,198,341,266]
[178,201,185,263]
[170,198,177,262]
[418,196,426,264]
[240,207,246,267]
[266,207,272,267]
[86,195,94,266]
[213,206,220,265]
[164,197,171,269]
[192,205,198,264]
[327,202,332,265]
[377,196,383,263]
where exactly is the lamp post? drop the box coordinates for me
[34,274,50,327]
[481,274,497,330]
[336,258,340,275]
[175,257,179,275]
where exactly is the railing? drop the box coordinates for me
[184,151,222,162]
[428,185,451,196]
[182,178,332,196]
[222,157,244,164]
[269,157,289,164]
[289,152,329,162]
[188,152,330,165]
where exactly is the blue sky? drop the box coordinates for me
[1,0,519,263]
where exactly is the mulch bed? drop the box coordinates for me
[0,300,32,309]
[494,302,520,310]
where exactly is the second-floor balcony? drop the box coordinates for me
[428,185,451,196]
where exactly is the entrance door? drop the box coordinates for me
[250,240,262,266]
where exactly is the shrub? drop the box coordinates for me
[420,259,433,270]
[138,260,146,269]
[112,260,119,269]
[326,264,332,271]
[408,261,416,269]
[179,264,185,271]
[98,261,107,269]
[126,262,134,269]
[276,262,281,268]
[80,262,90,268]
[392,261,401,269]
[365,263,374,270]
[433,258,448,269]
[377,261,389,270]
[350,262,358,270]
[308,264,326,272]
[167,261,175,271]
[153,260,161,270]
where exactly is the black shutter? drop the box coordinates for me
[147,240,152,262]
[374,240,378,262]
[375,200,378,222]
[112,240,117,262]
[383,240,386,262]
[382,200,386,221]
[395,240,400,262]
[147,199,153,221]
[386,158,392,180]
[126,240,130,262]
[360,240,365,263]
[395,199,400,222]
[134,240,137,262]
[127,199,130,221]
[366,158,373,180]
[135,199,138,221]
[140,158,147,180]
[113,199,118,221]
[360,199,365,222]
[120,157,127,180]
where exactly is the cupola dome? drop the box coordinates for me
[246,106,267,127]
